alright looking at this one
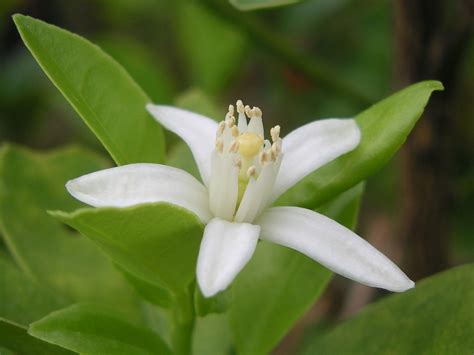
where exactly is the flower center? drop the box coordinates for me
[208,100,282,223]
[237,132,263,158]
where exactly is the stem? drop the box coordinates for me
[171,291,195,355]
[199,0,374,107]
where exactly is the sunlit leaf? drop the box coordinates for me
[29,303,172,355]
[0,145,140,319]
[277,81,443,208]
[51,203,204,295]
[13,14,165,165]
[0,318,72,355]
[303,264,474,354]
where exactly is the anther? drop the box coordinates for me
[244,105,251,117]
[252,107,262,118]
[229,140,240,153]
[260,151,270,164]
[247,166,256,178]
[234,157,242,169]
[270,125,280,142]
[236,100,245,114]
[228,104,234,115]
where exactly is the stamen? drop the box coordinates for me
[236,100,245,114]
[215,138,224,153]
[231,126,239,137]
[234,157,242,169]
[244,105,251,117]
[259,151,270,164]
[228,104,235,115]
[271,144,280,160]
[270,125,280,142]
[252,107,262,118]
[247,166,256,178]
[229,140,240,153]
[217,121,225,136]
[225,117,235,128]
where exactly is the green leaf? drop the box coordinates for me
[118,265,172,308]
[192,313,233,355]
[0,145,140,318]
[51,203,204,295]
[29,303,172,355]
[277,81,443,208]
[0,318,72,355]
[231,183,364,355]
[177,2,245,94]
[0,256,67,326]
[303,264,474,354]
[230,0,301,11]
[194,286,232,316]
[13,14,165,165]
[97,37,176,103]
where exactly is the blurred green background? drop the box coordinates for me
[1,0,472,353]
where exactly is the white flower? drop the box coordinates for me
[66,100,414,297]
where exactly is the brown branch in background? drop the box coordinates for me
[394,0,473,280]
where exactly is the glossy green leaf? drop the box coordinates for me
[231,183,364,355]
[13,14,165,165]
[29,303,172,355]
[51,203,204,294]
[0,145,140,317]
[230,0,301,11]
[303,264,474,354]
[0,256,67,326]
[177,2,245,94]
[0,319,72,355]
[277,81,443,208]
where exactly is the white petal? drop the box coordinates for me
[257,207,414,292]
[209,151,239,220]
[196,218,260,297]
[271,118,361,201]
[66,164,212,223]
[146,104,218,186]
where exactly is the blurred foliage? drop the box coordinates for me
[0,0,473,353]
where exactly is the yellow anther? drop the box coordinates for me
[237,132,264,158]
[236,100,245,113]
[247,166,256,178]
[229,140,240,153]
[270,125,280,142]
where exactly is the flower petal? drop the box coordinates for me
[146,104,218,186]
[66,163,212,223]
[257,207,414,292]
[271,118,360,201]
[196,218,260,297]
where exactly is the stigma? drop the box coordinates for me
[208,100,283,223]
